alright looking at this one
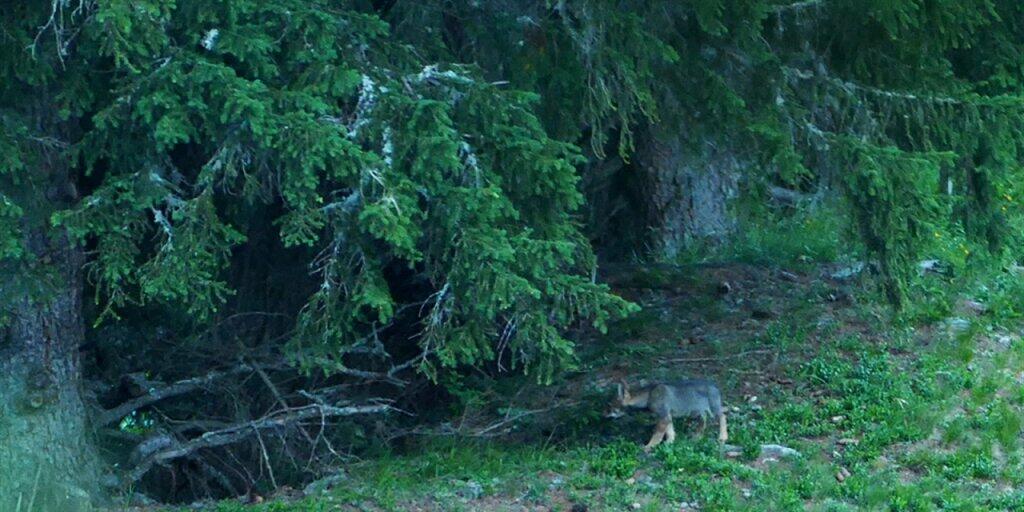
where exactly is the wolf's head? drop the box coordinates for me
[604,379,631,418]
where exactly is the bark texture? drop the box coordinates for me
[635,123,740,259]
[0,231,99,511]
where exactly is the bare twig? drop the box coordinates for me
[305,357,409,386]
[474,402,577,436]
[251,362,319,448]
[254,429,277,490]
[252,364,291,412]
[398,400,580,440]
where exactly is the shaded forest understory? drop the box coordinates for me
[134,257,1024,511]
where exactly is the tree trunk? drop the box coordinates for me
[0,230,100,511]
[635,124,739,259]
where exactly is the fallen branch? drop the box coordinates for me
[127,402,392,483]
[97,365,262,427]
[306,355,410,386]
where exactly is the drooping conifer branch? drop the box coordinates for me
[771,0,828,15]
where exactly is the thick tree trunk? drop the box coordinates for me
[0,231,100,511]
[635,124,739,259]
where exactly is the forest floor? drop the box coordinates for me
[143,261,1024,511]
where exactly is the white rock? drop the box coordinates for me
[918,259,941,274]
[830,262,865,280]
[759,444,801,459]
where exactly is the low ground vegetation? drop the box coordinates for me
[140,249,1024,511]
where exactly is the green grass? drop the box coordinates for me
[674,205,848,267]
[192,341,1015,510]
[151,263,1024,512]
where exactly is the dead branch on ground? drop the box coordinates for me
[126,401,392,483]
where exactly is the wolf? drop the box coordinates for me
[606,378,727,452]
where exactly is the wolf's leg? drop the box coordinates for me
[664,421,676,444]
[718,413,728,443]
[698,413,708,435]
[643,418,670,452]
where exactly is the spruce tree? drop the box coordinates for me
[0,1,633,505]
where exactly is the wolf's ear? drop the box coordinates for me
[617,379,630,399]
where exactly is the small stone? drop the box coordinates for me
[947,317,971,333]
[831,415,845,423]
[455,480,483,500]
[837,438,859,446]
[625,477,636,485]
[303,472,347,496]
[995,334,1014,348]
[830,262,865,281]
[631,502,642,510]
[959,299,987,315]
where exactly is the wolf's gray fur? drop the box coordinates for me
[606,378,728,451]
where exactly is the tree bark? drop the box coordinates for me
[635,124,740,259]
[0,230,101,511]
